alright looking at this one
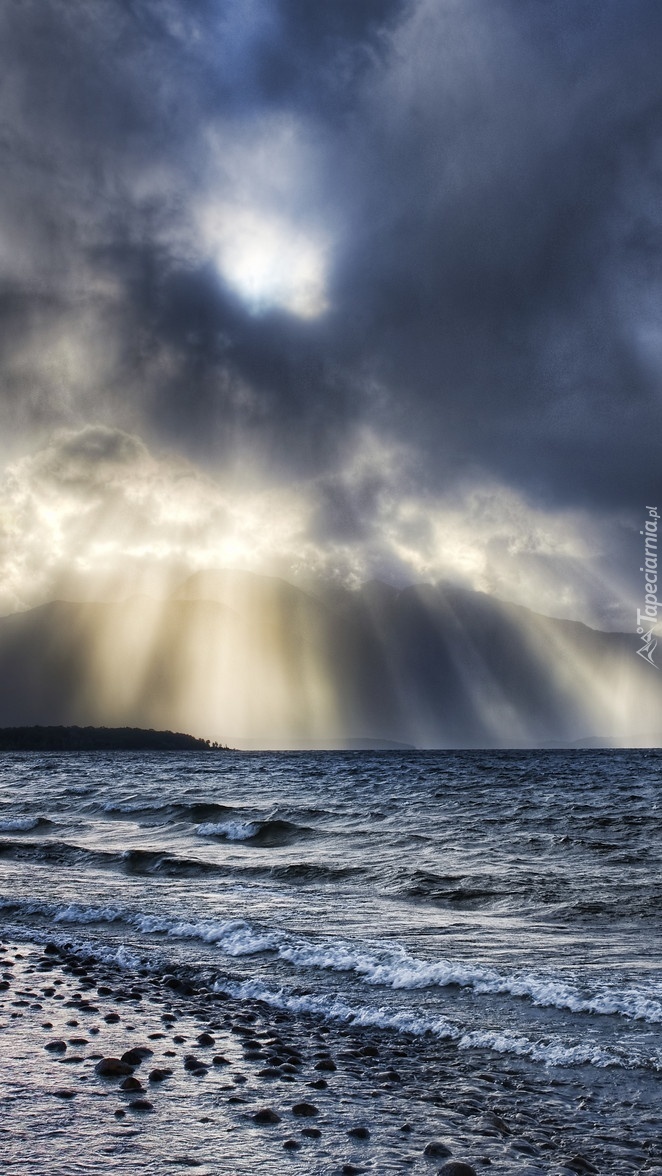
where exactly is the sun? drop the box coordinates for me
[202,204,328,319]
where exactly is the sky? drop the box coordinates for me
[1,0,662,628]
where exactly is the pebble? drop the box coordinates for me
[253,1108,282,1125]
[291,1102,319,1117]
[121,1047,152,1066]
[437,1164,477,1176]
[148,1068,173,1082]
[283,1140,301,1150]
[95,1057,134,1077]
[348,1126,371,1140]
[424,1142,453,1158]
[183,1055,204,1071]
[129,1098,154,1112]
[45,1040,67,1052]
[120,1077,144,1092]
[52,1089,76,1099]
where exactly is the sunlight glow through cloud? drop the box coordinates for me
[0,425,626,632]
[202,204,328,318]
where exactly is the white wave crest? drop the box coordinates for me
[5,894,661,1026]
[130,912,273,953]
[52,903,124,925]
[0,816,42,831]
[195,820,259,840]
[213,978,625,1068]
[102,801,150,813]
[253,938,662,1025]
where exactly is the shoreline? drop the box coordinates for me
[1,937,659,1174]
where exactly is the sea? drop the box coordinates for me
[0,748,661,1173]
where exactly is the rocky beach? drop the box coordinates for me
[1,935,661,1175]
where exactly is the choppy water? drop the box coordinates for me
[1,748,660,1081]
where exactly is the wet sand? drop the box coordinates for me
[0,938,660,1175]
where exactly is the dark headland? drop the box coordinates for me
[0,725,226,752]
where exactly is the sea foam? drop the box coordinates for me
[0,816,44,832]
[7,894,660,1025]
[195,820,259,841]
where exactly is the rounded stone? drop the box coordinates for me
[424,1142,453,1159]
[291,1102,319,1117]
[254,1108,281,1125]
[129,1098,154,1112]
[121,1047,152,1067]
[95,1057,134,1077]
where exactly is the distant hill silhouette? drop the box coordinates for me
[0,725,222,751]
[0,572,659,747]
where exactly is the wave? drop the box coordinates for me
[0,839,234,879]
[0,838,109,869]
[0,837,360,888]
[402,869,500,904]
[216,979,638,1070]
[99,800,316,847]
[196,819,259,841]
[194,817,311,846]
[101,800,234,822]
[1,908,660,1072]
[4,896,661,1026]
[0,816,50,833]
[0,910,652,1071]
[268,863,363,883]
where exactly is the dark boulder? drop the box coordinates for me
[253,1108,281,1125]
[95,1057,134,1077]
[424,1142,453,1159]
[291,1102,318,1117]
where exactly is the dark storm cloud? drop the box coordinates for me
[324,0,662,511]
[0,0,406,472]
[1,0,662,517]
